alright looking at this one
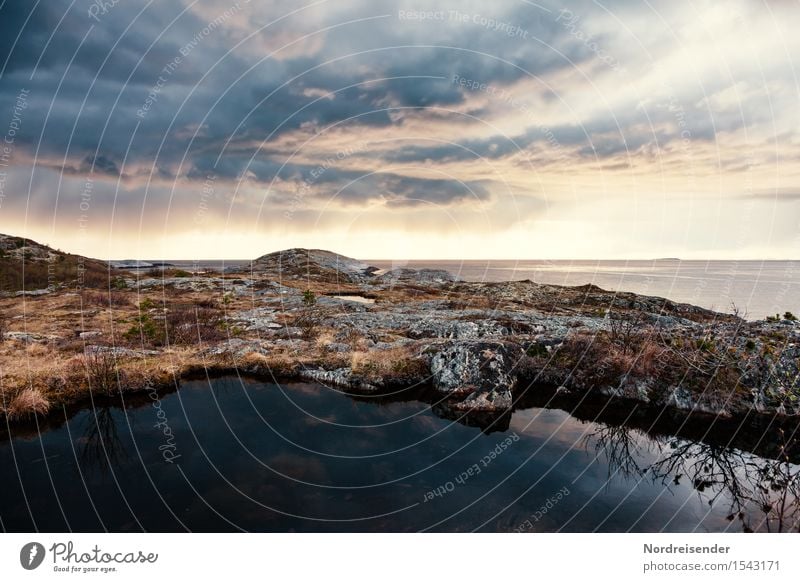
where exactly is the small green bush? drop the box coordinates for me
[124,314,162,344]
[111,276,128,290]
[696,338,715,352]
[139,297,157,310]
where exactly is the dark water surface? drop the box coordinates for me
[2,376,797,532]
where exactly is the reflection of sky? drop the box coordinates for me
[2,377,793,532]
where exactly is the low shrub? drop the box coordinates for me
[81,351,120,395]
[111,277,128,290]
[165,306,226,345]
[138,297,157,310]
[81,290,132,308]
[294,309,321,340]
[124,305,225,347]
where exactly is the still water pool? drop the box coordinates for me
[1,376,797,532]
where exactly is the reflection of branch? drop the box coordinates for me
[80,406,127,475]
[583,423,645,479]
[650,435,800,532]
[747,429,800,532]
[650,440,752,521]
[584,423,800,532]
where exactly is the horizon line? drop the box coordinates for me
[109,256,800,262]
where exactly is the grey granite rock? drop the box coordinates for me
[429,340,524,418]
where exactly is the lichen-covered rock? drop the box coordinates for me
[325,342,352,353]
[4,331,60,343]
[84,345,160,357]
[299,367,380,392]
[233,307,281,331]
[429,340,524,418]
[665,386,693,410]
[407,319,506,340]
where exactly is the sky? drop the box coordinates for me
[0,0,798,260]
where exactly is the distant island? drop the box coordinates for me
[0,232,798,434]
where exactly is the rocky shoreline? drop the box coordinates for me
[1,247,798,434]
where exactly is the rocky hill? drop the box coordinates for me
[245,248,379,283]
[0,233,117,292]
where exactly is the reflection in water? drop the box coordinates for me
[1,376,799,532]
[78,405,128,475]
[587,423,800,532]
[585,423,645,480]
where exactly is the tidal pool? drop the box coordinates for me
[1,376,797,532]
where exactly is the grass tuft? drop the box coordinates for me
[6,388,51,420]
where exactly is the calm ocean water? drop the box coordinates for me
[374,260,800,321]
[166,259,799,321]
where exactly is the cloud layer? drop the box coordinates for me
[0,0,798,258]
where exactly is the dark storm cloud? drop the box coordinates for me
[188,149,491,207]
[0,0,599,188]
[59,154,122,177]
[0,0,192,82]
[1,0,783,233]
[334,174,491,207]
[379,101,728,165]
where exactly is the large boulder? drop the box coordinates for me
[428,341,524,428]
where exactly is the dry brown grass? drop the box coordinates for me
[293,308,321,341]
[6,388,50,420]
[314,328,337,349]
[80,290,133,308]
[350,345,428,382]
[532,329,668,390]
[121,303,227,348]
[237,351,299,376]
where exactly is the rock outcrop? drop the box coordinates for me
[0,233,119,292]
[428,340,522,428]
[246,248,378,283]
